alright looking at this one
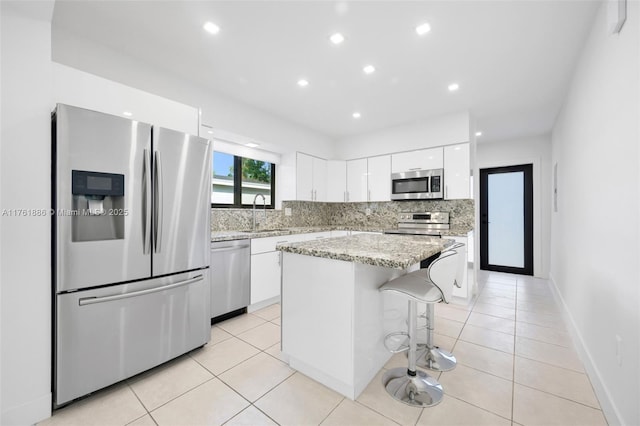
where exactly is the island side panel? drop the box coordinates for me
[353,263,407,397]
[281,252,356,397]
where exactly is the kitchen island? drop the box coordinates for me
[276,234,453,400]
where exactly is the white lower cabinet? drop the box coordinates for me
[250,232,332,306]
[450,235,471,299]
[250,251,281,304]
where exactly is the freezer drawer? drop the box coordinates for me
[54,270,210,407]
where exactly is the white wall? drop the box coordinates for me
[0,2,54,424]
[550,1,639,425]
[477,135,552,278]
[53,63,199,135]
[52,28,335,160]
[52,29,335,208]
[334,112,470,160]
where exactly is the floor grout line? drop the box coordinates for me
[510,278,519,423]
[125,384,155,425]
[44,279,607,426]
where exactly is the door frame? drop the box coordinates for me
[479,164,534,275]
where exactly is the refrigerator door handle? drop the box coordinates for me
[153,150,163,253]
[143,149,152,254]
[78,275,204,306]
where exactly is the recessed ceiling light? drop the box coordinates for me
[363,65,376,74]
[475,131,483,137]
[203,22,220,35]
[245,142,259,148]
[123,111,132,117]
[207,130,213,134]
[448,83,460,91]
[416,22,431,35]
[352,112,361,119]
[297,79,309,87]
[330,33,345,45]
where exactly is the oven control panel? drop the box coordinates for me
[397,211,449,225]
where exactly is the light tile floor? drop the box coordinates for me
[40,271,608,426]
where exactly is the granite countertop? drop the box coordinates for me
[210,226,385,242]
[211,225,471,242]
[276,233,454,270]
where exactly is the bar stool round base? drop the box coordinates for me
[416,346,457,372]
[382,367,444,407]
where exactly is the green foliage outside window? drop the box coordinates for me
[242,159,271,183]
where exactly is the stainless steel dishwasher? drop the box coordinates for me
[210,239,251,321]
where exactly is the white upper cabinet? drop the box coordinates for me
[296,153,314,201]
[346,158,368,202]
[326,160,347,202]
[443,143,470,199]
[296,152,327,201]
[391,147,444,173]
[313,156,327,201]
[346,156,390,202]
[367,155,391,202]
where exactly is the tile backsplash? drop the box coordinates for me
[211,199,474,231]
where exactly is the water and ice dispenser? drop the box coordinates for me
[71,170,125,242]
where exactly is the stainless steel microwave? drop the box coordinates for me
[391,168,444,200]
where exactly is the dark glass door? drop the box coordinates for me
[480,164,533,275]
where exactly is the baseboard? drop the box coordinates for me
[247,296,280,313]
[1,392,51,426]
[548,274,622,426]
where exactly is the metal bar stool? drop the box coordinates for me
[379,248,460,407]
[416,242,465,371]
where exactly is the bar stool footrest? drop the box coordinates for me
[384,331,410,353]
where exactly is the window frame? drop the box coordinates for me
[211,154,276,209]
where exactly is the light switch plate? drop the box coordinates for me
[284,207,292,216]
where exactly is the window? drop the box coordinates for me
[212,151,275,208]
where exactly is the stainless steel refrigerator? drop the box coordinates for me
[52,104,212,407]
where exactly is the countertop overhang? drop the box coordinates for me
[276,233,454,270]
[211,226,472,243]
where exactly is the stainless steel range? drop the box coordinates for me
[383,211,450,237]
[384,212,451,268]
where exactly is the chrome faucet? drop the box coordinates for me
[252,193,266,231]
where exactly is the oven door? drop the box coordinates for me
[391,171,431,200]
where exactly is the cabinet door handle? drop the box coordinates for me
[310,190,314,200]
[409,167,421,171]
[368,189,371,201]
[445,185,448,199]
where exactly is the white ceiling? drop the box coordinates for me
[52,0,600,142]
